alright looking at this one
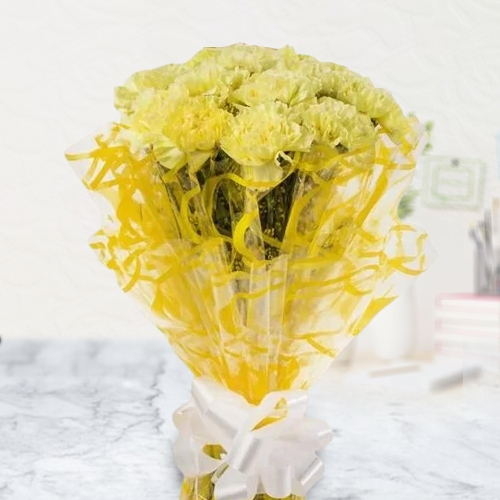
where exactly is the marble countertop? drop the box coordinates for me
[0,341,499,500]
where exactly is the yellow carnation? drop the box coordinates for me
[114,64,183,115]
[116,85,189,150]
[187,43,279,73]
[317,67,410,142]
[300,97,376,151]
[161,95,231,154]
[174,61,249,103]
[229,69,320,107]
[221,102,313,180]
[273,45,311,71]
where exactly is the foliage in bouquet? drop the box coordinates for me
[397,117,433,219]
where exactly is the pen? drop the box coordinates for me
[491,198,500,293]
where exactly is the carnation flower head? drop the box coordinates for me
[230,69,320,107]
[161,95,231,154]
[114,64,183,116]
[192,44,279,73]
[220,101,313,181]
[300,97,376,151]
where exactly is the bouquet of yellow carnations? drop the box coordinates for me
[66,43,433,500]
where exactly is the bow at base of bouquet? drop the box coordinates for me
[175,378,329,500]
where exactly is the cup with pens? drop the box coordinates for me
[470,198,500,294]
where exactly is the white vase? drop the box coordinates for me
[370,284,417,361]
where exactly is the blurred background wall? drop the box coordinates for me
[1,0,500,352]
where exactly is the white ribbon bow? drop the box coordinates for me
[173,377,333,500]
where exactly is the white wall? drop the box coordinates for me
[1,0,500,344]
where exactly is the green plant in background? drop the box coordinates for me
[398,117,434,219]
[398,188,418,219]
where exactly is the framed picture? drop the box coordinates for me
[421,156,486,211]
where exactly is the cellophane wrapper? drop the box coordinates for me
[66,114,433,499]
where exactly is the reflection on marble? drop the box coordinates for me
[0,341,499,500]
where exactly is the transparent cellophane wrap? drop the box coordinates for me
[66,118,433,500]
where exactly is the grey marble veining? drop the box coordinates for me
[0,341,499,500]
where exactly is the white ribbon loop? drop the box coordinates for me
[261,466,294,499]
[173,377,333,500]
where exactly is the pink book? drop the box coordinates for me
[435,319,500,339]
[436,293,500,314]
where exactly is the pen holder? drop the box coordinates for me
[474,245,493,295]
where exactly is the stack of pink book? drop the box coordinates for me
[435,294,500,366]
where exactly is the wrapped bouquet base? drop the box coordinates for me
[66,44,434,499]
[174,378,331,500]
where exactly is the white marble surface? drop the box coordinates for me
[0,341,499,500]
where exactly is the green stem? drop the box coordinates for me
[180,474,304,500]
